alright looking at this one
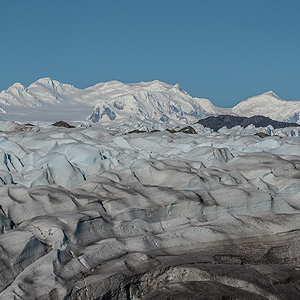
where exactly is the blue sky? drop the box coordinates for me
[1,0,300,107]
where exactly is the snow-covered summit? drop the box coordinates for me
[29,77,77,94]
[87,79,220,127]
[0,78,79,108]
[0,82,40,107]
[231,91,300,123]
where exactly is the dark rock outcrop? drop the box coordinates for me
[197,115,300,131]
[255,132,270,138]
[178,126,197,134]
[52,121,75,128]
[166,126,197,134]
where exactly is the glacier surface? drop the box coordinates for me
[0,122,299,299]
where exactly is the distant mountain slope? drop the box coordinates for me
[0,78,80,107]
[230,91,300,123]
[0,78,88,123]
[0,78,300,127]
[197,115,300,131]
[87,81,220,126]
[0,78,220,126]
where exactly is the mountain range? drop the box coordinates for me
[0,78,300,127]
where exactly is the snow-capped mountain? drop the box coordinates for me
[0,78,220,126]
[0,78,79,107]
[87,81,220,126]
[0,78,88,123]
[230,91,300,123]
[0,78,300,126]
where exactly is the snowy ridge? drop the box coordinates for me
[87,81,218,126]
[1,78,300,126]
[231,91,300,123]
[0,78,219,126]
[0,78,78,107]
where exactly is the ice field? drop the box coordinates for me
[0,121,299,299]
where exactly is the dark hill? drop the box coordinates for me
[196,115,300,131]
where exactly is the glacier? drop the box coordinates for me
[0,121,298,299]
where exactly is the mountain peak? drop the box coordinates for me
[139,80,171,89]
[34,77,59,87]
[36,77,52,82]
[28,78,77,96]
[243,91,282,104]
[2,82,27,96]
[231,90,300,123]
[7,82,26,91]
[261,91,281,98]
